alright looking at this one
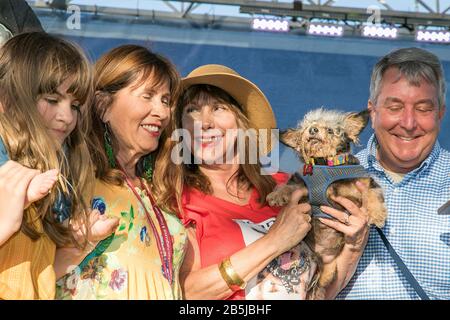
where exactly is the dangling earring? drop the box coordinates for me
[103,123,116,168]
[53,145,72,223]
[142,153,153,180]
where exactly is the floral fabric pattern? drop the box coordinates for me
[56,180,187,300]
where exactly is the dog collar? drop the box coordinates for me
[306,153,350,166]
[303,154,350,176]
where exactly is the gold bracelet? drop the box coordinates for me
[218,257,247,292]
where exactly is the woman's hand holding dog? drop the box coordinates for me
[318,181,370,252]
[266,189,312,255]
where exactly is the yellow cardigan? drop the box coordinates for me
[0,210,56,300]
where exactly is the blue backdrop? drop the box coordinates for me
[59,26,450,172]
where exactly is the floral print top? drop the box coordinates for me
[56,180,187,300]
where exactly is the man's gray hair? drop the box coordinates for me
[369,47,446,108]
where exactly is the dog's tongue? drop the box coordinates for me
[280,252,292,270]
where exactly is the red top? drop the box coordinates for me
[181,172,290,300]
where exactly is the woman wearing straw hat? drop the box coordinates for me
[154,64,314,300]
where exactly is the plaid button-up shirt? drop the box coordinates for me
[337,134,450,300]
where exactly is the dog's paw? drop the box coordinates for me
[367,187,388,228]
[307,286,326,300]
[369,204,387,228]
[266,192,289,207]
[266,185,295,207]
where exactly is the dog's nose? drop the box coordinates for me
[309,127,319,136]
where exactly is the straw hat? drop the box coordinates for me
[182,64,277,154]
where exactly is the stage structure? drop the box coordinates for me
[31,0,450,43]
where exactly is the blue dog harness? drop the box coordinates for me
[294,164,369,219]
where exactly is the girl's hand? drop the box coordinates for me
[0,161,40,245]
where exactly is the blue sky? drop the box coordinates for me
[68,0,450,15]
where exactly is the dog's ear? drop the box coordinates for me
[344,110,369,143]
[279,128,299,149]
